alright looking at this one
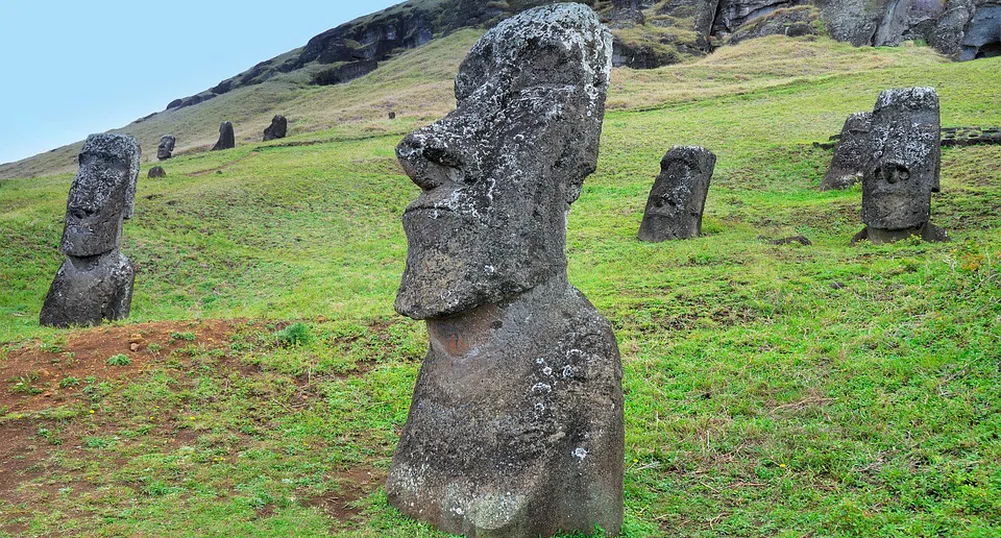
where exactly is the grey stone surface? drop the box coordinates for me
[822,112,872,190]
[729,6,820,44]
[263,115,288,141]
[148,166,167,179]
[639,146,716,242]
[857,87,947,243]
[212,122,235,151]
[386,5,623,537]
[157,135,176,161]
[960,3,1001,60]
[41,134,140,327]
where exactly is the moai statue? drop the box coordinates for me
[386,5,623,537]
[148,166,167,179]
[822,112,872,191]
[212,121,235,151]
[638,146,716,242]
[157,135,176,161]
[853,87,949,244]
[263,115,287,141]
[40,134,141,327]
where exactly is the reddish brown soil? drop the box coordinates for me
[1,319,246,413]
[306,467,385,522]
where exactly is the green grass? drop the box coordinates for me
[1,34,1000,537]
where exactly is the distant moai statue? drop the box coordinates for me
[853,87,949,244]
[263,115,287,141]
[822,112,872,190]
[212,122,235,151]
[157,135,176,161]
[40,134,141,327]
[639,146,716,242]
[386,5,623,538]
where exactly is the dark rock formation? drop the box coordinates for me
[311,60,379,86]
[854,87,948,244]
[769,235,813,245]
[730,6,819,44]
[387,5,623,537]
[639,146,716,242]
[212,122,235,151]
[40,134,140,327]
[148,166,167,178]
[822,112,872,190]
[157,135,176,161]
[263,115,288,141]
[941,126,1001,146]
[960,3,1001,60]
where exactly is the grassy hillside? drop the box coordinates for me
[1,34,1000,537]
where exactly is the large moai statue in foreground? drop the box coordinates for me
[638,145,716,242]
[386,5,624,537]
[853,87,949,244]
[40,134,141,327]
[822,112,872,191]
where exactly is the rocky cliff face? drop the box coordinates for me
[163,0,1001,112]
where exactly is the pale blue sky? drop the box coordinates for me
[0,0,400,164]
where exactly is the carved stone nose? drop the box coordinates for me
[396,130,464,191]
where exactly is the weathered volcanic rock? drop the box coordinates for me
[212,122,235,151]
[311,60,379,85]
[263,115,288,141]
[387,5,623,537]
[855,87,948,243]
[157,135,176,161]
[822,112,872,190]
[639,146,717,242]
[960,3,1001,60]
[41,134,141,327]
[148,166,167,178]
[730,6,819,44]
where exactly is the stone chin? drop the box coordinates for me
[395,209,565,320]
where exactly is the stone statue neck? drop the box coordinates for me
[425,273,570,358]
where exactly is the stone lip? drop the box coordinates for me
[638,145,716,242]
[852,222,950,244]
[822,111,872,191]
[863,87,941,231]
[394,2,613,321]
[212,122,236,151]
[60,134,141,258]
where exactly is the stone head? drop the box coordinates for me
[395,3,613,320]
[864,87,941,230]
[641,146,716,233]
[157,135,176,160]
[61,134,141,258]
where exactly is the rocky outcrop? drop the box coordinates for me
[311,60,378,86]
[729,6,819,44]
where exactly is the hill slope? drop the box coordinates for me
[1,34,1000,537]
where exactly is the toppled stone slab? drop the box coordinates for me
[386,5,623,537]
[639,146,716,242]
[41,134,141,327]
[157,135,176,161]
[263,115,288,141]
[822,112,872,190]
[212,122,235,151]
[855,87,948,244]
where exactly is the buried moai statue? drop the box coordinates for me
[148,166,166,179]
[157,135,175,161]
[263,115,287,141]
[40,134,140,328]
[212,121,235,151]
[638,146,716,242]
[853,87,949,244]
[386,5,623,538]
[822,112,872,191]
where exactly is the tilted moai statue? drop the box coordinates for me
[822,112,872,191]
[40,134,141,327]
[212,121,235,151]
[157,135,176,161]
[853,87,949,244]
[638,146,716,242]
[263,115,287,141]
[386,5,623,537]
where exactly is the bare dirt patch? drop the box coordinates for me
[1,319,247,413]
[305,467,385,522]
